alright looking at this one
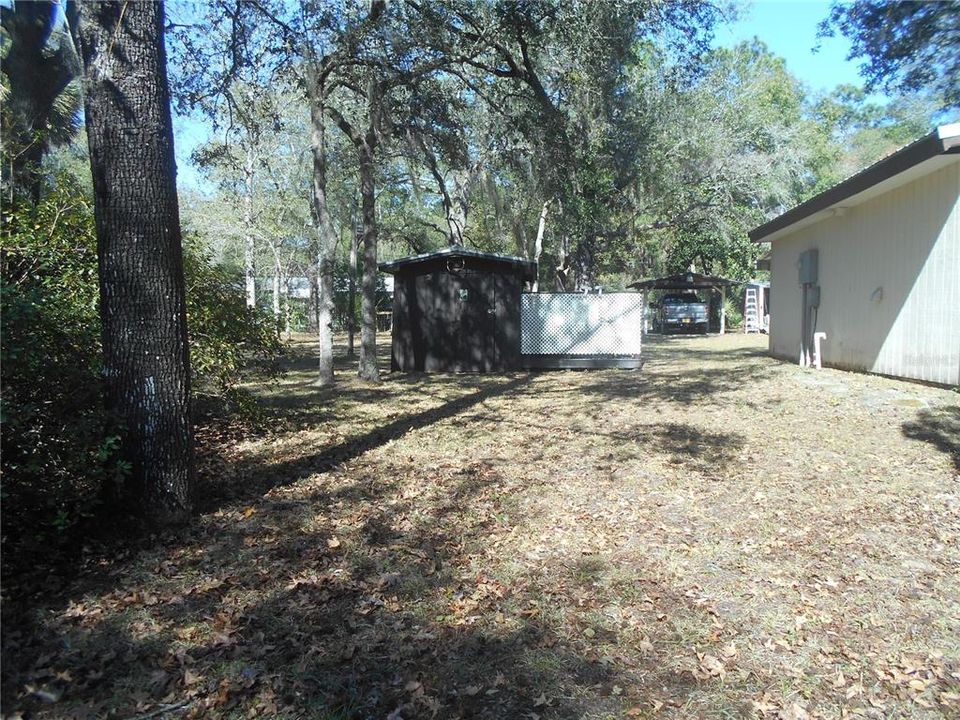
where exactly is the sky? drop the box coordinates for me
[175,1,871,191]
[716,0,871,95]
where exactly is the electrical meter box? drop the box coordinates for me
[799,248,818,285]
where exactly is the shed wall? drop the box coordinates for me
[769,160,960,384]
[390,258,523,372]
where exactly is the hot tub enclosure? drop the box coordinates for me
[379,247,536,372]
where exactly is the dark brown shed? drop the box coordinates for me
[379,248,537,372]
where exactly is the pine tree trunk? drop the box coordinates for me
[73,0,194,523]
[358,147,379,382]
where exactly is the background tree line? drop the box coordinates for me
[169,0,952,343]
[1,0,956,566]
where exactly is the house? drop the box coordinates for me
[749,124,960,385]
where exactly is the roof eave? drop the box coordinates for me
[750,124,960,243]
[378,246,538,282]
[626,272,740,290]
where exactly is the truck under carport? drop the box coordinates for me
[628,272,740,334]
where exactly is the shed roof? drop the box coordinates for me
[627,271,740,290]
[379,246,537,282]
[750,123,960,243]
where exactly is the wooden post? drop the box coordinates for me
[720,285,726,335]
[641,290,648,335]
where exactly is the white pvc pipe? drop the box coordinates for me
[813,332,826,370]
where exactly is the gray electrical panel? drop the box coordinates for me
[799,248,818,284]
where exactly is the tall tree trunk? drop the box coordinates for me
[485,172,509,246]
[317,255,335,383]
[272,249,282,328]
[307,263,319,333]
[437,173,466,246]
[556,234,570,291]
[411,130,463,246]
[308,80,337,386]
[531,198,550,292]
[243,142,256,308]
[325,85,379,382]
[283,277,292,340]
[73,0,194,522]
[358,145,379,382]
[447,170,469,246]
[348,228,357,357]
[448,164,482,246]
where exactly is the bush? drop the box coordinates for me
[1,178,115,552]
[1,176,283,562]
[185,239,283,416]
[724,296,744,329]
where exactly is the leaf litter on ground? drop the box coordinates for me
[2,333,958,719]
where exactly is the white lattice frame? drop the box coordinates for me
[520,293,645,355]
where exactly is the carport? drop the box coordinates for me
[627,272,740,335]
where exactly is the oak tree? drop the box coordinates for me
[72,0,195,522]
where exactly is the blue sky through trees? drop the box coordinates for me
[171,0,877,192]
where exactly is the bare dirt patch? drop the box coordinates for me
[4,333,958,719]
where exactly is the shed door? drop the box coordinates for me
[455,270,496,372]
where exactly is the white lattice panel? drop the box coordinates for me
[520,293,644,355]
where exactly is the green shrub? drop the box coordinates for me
[1,178,114,551]
[724,296,744,329]
[1,176,283,560]
[185,239,283,416]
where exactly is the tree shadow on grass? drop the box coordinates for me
[197,374,534,512]
[461,404,747,478]
[902,405,960,471]
[2,371,533,711]
[615,423,746,476]
[573,360,774,407]
[3,451,763,719]
[3,338,775,718]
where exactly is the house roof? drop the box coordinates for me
[627,271,740,290]
[750,123,960,243]
[378,246,538,282]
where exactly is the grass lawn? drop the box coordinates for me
[3,332,959,719]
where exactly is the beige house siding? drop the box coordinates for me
[769,160,960,385]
